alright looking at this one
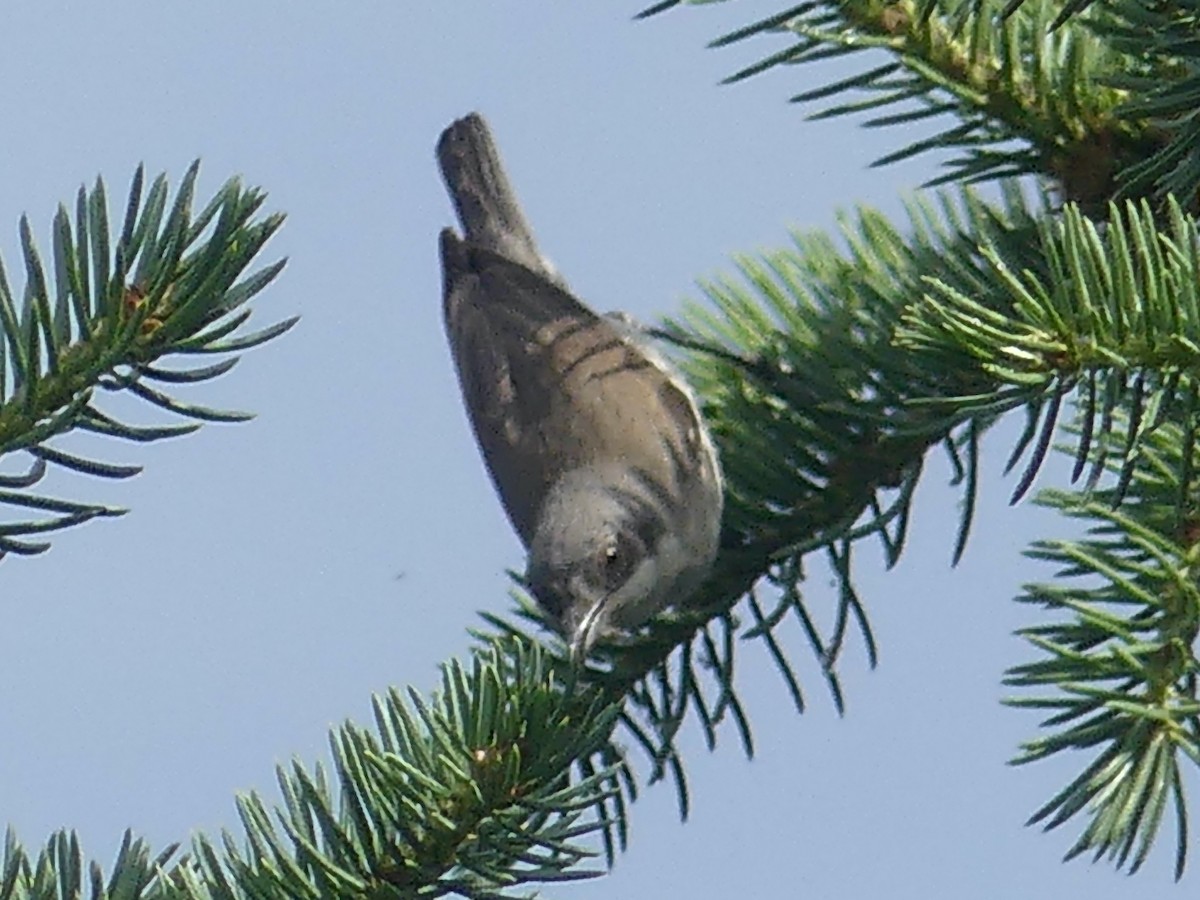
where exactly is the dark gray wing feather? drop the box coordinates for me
[441,235,715,548]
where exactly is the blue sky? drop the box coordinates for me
[0,3,1184,898]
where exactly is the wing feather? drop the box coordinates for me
[440,233,714,547]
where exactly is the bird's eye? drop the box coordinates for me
[597,533,639,591]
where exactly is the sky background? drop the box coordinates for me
[0,3,1186,898]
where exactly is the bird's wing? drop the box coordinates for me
[440,234,711,546]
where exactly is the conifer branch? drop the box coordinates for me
[0,164,292,559]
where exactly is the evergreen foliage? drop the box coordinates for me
[5,0,1200,894]
[0,163,292,559]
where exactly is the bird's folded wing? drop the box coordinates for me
[440,234,709,546]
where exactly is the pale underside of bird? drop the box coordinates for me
[437,112,723,661]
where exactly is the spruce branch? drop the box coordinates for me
[9,5,1200,892]
[1092,0,1200,204]
[1006,419,1200,877]
[898,195,1200,504]
[639,0,1179,210]
[12,179,1192,893]
[462,183,1076,865]
[470,182,1200,880]
[0,164,293,559]
[885,190,1200,872]
[0,642,621,900]
[5,180,1193,892]
[195,640,620,899]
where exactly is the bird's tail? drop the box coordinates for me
[436,113,558,282]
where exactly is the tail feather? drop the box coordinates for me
[436,113,559,283]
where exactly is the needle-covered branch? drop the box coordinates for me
[640,0,1197,210]
[0,642,622,900]
[0,164,294,558]
[1006,420,1200,877]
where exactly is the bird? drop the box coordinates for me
[437,112,723,662]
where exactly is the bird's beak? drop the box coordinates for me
[569,590,612,667]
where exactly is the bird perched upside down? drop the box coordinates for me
[437,113,723,662]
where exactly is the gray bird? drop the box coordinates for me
[437,113,723,661]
